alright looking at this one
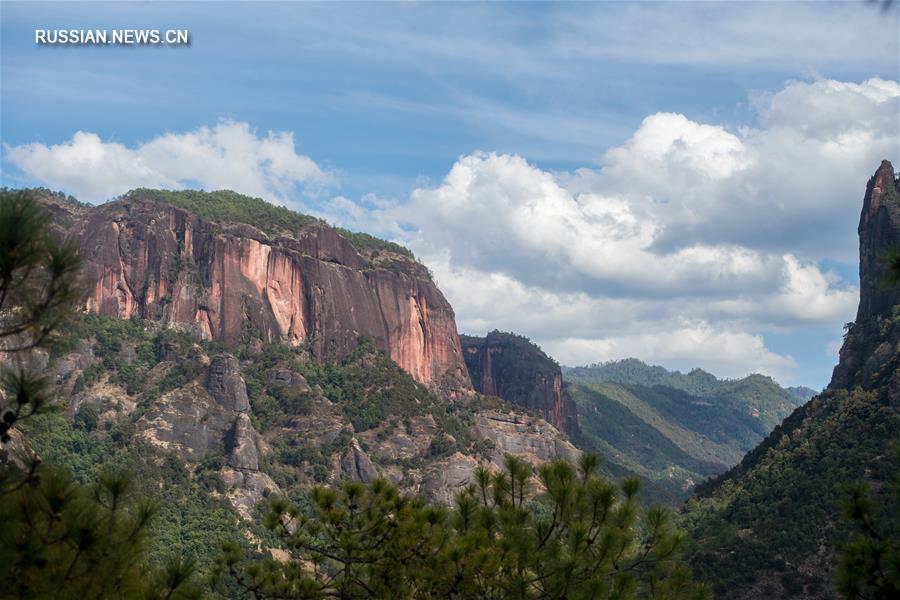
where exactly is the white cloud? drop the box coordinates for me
[4,121,334,204]
[542,326,796,380]
[325,77,895,380]
[5,76,893,383]
[602,113,750,185]
[758,78,900,136]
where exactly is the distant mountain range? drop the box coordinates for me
[563,359,810,501]
[456,329,812,503]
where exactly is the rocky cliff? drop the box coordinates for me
[460,331,579,437]
[831,159,900,393]
[60,190,470,391]
[685,161,900,599]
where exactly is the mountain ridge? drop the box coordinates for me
[683,160,900,598]
[9,187,585,527]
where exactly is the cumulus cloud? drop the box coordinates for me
[4,76,894,382]
[542,326,796,380]
[326,77,895,380]
[4,121,334,203]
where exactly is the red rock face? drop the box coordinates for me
[460,333,579,437]
[73,198,471,391]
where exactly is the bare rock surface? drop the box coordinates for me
[461,332,579,437]
[340,438,379,483]
[471,410,581,467]
[72,195,471,391]
[207,355,250,413]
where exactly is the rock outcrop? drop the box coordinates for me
[470,410,581,466]
[227,413,260,471]
[68,192,470,391]
[340,438,379,483]
[685,161,900,599]
[134,353,278,516]
[136,380,236,460]
[831,160,900,393]
[208,355,251,413]
[461,332,579,437]
[419,452,480,505]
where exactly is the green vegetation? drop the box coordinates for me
[122,188,416,259]
[566,359,720,396]
[297,338,439,432]
[836,443,900,599]
[683,388,900,597]
[125,188,322,235]
[570,383,725,502]
[0,464,203,599]
[0,191,203,598]
[53,314,206,400]
[216,454,709,599]
[565,359,804,432]
[461,331,560,401]
[564,362,807,504]
[882,247,900,288]
[334,227,415,259]
[20,413,246,572]
[614,384,765,450]
[0,187,87,209]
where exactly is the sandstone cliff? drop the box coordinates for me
[61,190,470,391]
[460,331,579,437]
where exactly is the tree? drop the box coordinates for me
[0,189,82,443]
[0,190,200,599]
[836,444,900,600]
[882,248,900,289]
[0,467,202,599]
[215,453,708,599]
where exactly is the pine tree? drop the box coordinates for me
[836,444,900,599]
[216,452,709,599]
[0,190,201,599]
[0,189,82,444]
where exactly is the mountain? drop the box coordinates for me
[10,188,582,553]
[68,188,471,392]
[683,160,900,598]
[460,331,579,436]
[786,386,818,403]
[456,333,804,502]
[565,359,805,432]
[563,360,807,500]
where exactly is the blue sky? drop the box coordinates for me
[2,1,899,388]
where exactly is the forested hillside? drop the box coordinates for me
[682,160,900,599]
[564,360,807,500]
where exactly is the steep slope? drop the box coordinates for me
[35,314,579,515]
[460,331,579,437]
[684,160,900,598]
[49,189,471,392]
[565,359,805,432]
[15,188,582,527]
[564,360,806,499]
[570,383,728,497]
